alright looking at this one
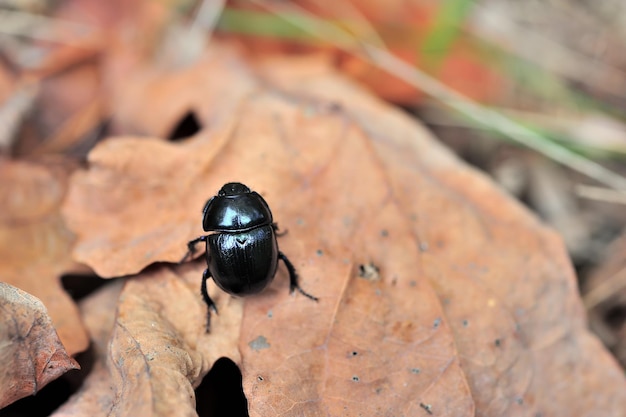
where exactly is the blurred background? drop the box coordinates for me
[1,0,626,371]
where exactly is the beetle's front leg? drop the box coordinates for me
[201,268,218,332]
[272,223,288,237]
[180,235,209,263]
[278,252,319,301]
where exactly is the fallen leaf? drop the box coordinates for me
[259,55,626,416]
[110,45,257,138]
[0,283,80,408]
[61,47,626,416]
[11,0,180,155]
[0,159,89,356]
[109,264,242,416]
[62,131,231,277]
[51,280,123,417]
[54,263,241,417]
[64,74,473,415]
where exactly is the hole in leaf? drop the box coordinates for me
[168,110,202,141]
[196,357,248,417]
[60,274,111,301]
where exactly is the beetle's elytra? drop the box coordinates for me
[182,182,318,331]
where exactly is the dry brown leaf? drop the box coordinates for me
[61,48,626,416]
[111,45,257,138]
[0,282,80,408]
[54,263,240,417]
[52,280,123,417]
[259,55,626,416]
[0,160,88,356]
[11,0,179,155]
[108,264,242,416]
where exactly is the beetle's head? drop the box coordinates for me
[218,182,251,196]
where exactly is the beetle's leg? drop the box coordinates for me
[201,268,218,332]
[278,251,319,301]
[180,235,209,263]
[272,223,288,237]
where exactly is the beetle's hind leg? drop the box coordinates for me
[201,268,218,332]
[278,252,319,301]
[180,235,209,263]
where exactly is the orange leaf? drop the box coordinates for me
[61,47,626,416]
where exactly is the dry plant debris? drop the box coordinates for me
[1,0,625,414]
[584,234,626,367]
[51,48,626,416]
[51,280,123,417]
[0,282,79,408]
[0,160,89,356]
[51,265,242,417]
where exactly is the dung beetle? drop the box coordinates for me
[182,182,318,331]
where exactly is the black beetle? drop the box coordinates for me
[182,182,318,330]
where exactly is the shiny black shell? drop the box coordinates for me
[202,183,273,232]
[207,225,278,296]
[203,182,277,296]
